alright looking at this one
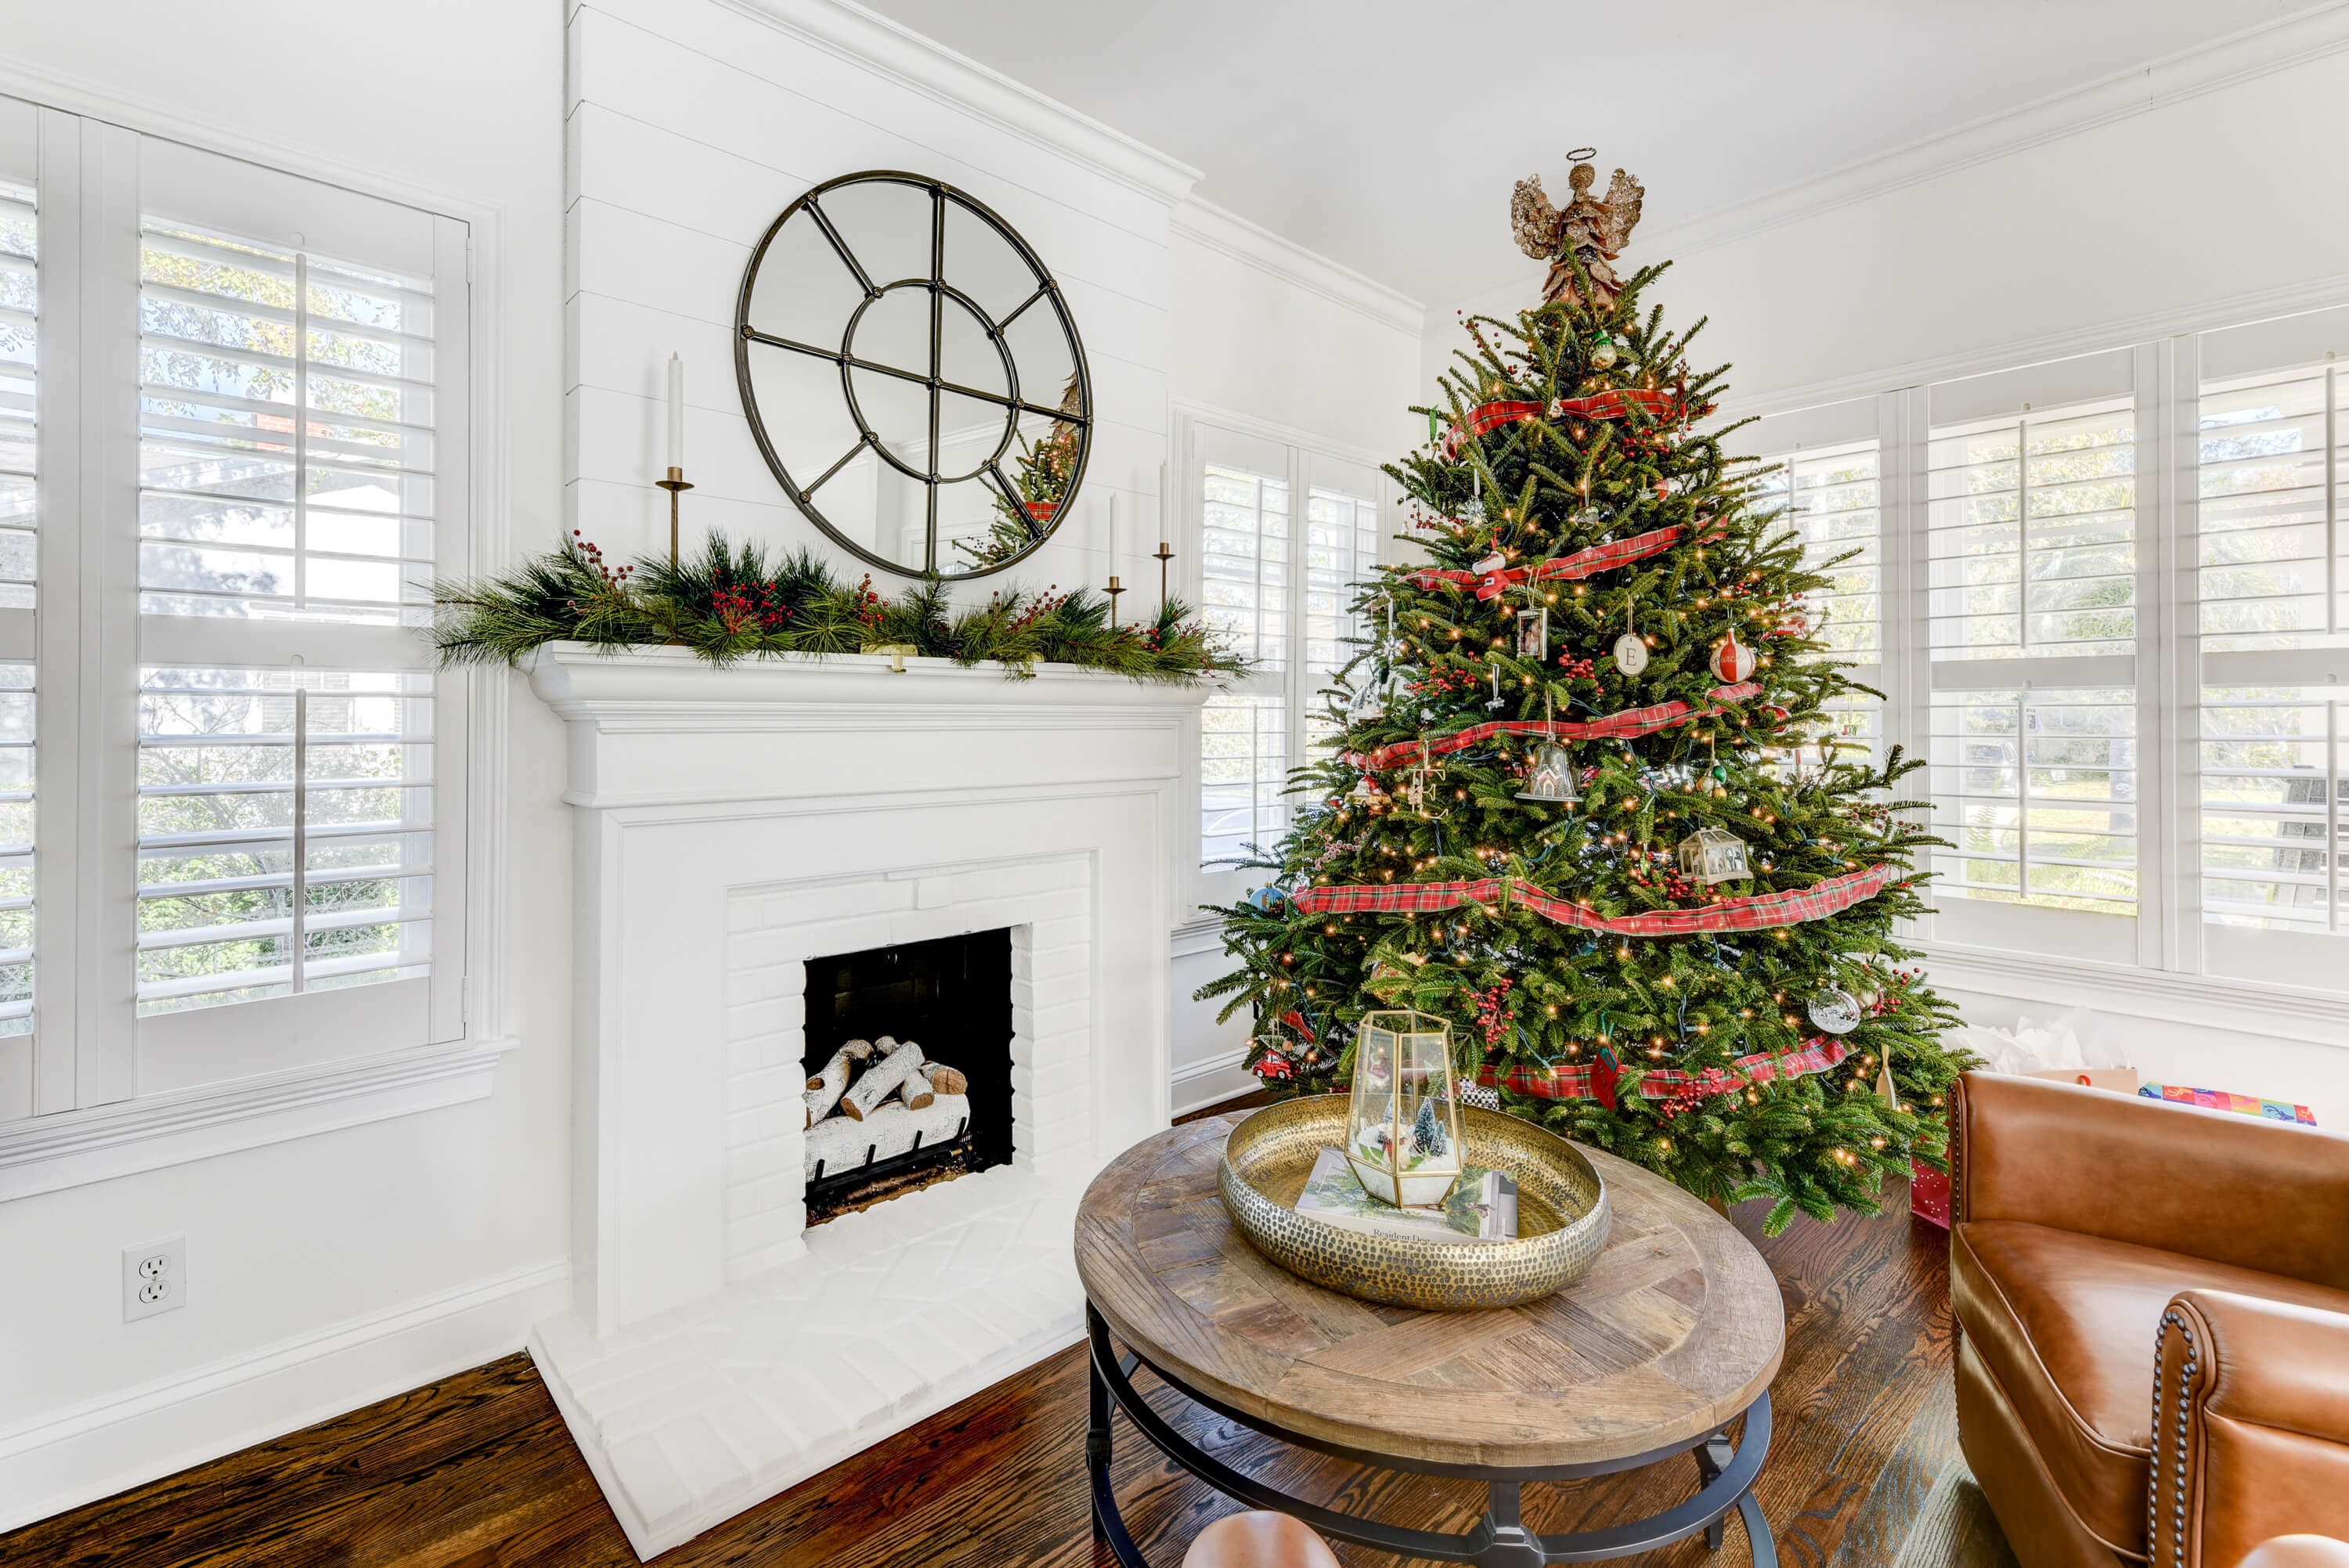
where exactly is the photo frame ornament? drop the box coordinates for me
[1516,605,1549,661]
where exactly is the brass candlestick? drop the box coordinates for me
[1153,539,1174,612]
[656,465,694,565]
[1106,574,1125,627]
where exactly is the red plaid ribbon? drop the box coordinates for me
[1405,520,1723,600]
[1436,388,1687,458]
[1479,1038,1851,1102]
[1356,682,1762,771]
[1288,861,1903,938]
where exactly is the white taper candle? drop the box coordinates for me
[666,353,684,471]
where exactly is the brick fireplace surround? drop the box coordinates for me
[520,646,1206,1558]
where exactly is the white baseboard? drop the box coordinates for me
[1171,1046,1254,1116]
[0,1259,572,1534]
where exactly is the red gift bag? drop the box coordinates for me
[1910,1160,1950,1229]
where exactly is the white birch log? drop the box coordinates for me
[897,1062,936,1112]
[925,1065,969,1096]
[839,1038,926,1120]
[803,1039,872,1128]
[804,1094,970,1179]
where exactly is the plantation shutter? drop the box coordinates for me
[1742,394,1893,771]
[1188,422,1386,909]
[0,99,37,1117]
[2189,307,2349,986]
[1921,348,2152,968]
[1196,424,1293,884]
[115,136,468,1090]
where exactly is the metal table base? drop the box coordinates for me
[1085,1305,1775,1568]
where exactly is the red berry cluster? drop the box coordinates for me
[711,579,793,633]
[1409,665,1481,697]
[1555,653,1596,679]
[1003,587,1067,633]
[571,531,634,586]
[850,575,886,629]
[1468,977,1516,1047]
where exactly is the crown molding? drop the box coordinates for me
[713,0,1202,207]
[1438,2,2349,317]
[1171,198,1423,336]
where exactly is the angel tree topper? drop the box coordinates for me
[1511,153,1645,312]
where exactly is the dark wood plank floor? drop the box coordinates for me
[2,1105,1958,1568]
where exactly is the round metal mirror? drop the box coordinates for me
[734,171,1092,579]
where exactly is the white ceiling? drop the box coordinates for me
[858,0,2323,306]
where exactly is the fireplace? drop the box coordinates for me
[521,644,1200,1559]
[801,929,1015,1224]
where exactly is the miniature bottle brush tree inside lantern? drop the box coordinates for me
[1344,1011,1466,1208]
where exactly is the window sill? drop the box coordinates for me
[1913,940,2349,1050]
[0,1037,517,1203]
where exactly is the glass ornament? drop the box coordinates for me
[1515,741,1579,804]
[1344,1011,1464,1208]
[1710,633,1757,683]
[1676,824,1751,886]
[1807,987,1862,1035]
[1589,334,1619,369]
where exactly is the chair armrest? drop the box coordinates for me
[1954,1071,2349,1286]
[2152,1289,2349,1568]
[2239,1540,2349,1568]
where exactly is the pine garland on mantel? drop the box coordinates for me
[432,533,1247,683]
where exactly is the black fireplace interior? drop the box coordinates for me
[802,928,1015,1220]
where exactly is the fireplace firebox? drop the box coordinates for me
[800,928,1015,1224]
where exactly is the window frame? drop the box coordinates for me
[1735,315,2349,1009]
[0,89,510,1144]
[1174,404,1393,922]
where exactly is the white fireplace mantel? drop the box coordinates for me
[524,643,1215,809]
[519,643,1209,1558]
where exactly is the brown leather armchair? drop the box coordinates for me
[1950,1070,2349,1568]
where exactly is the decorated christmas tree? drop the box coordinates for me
[1199,156,1968,1231]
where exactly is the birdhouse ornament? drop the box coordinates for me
[1676,824,1751,886]
[1516,741,1579,804]
[1711,631,1757,683]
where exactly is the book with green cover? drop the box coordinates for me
[1294,1146,1517,1245]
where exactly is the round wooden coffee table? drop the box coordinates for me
[1073,1114,1786,1567]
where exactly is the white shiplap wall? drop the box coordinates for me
[565,0,1196,600]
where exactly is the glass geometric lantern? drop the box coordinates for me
[1344,1011,1464,1208]
[1676,824,1752,886]
[1515,741,1579,804]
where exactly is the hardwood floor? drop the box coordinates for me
[2,1122,1963,1568]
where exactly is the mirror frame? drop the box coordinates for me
[733,170,1093,580]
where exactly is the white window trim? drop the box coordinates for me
[1171,399,1397,925]
[0,82,516,1197]
[1728,296,2349,1035]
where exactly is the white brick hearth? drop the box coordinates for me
[519,646,1204,1558]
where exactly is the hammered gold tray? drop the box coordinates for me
[1217,1094,1612,1310]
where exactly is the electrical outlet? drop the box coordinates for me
[122,1237,186,1322]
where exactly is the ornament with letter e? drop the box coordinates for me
[1613,600,1649,676]
[1710,631,1756,683]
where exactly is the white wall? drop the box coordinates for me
[1423,31,2349,1120]
[0,0,574,1529]
[1164,203,1423,1112]
[565,0,1196,614]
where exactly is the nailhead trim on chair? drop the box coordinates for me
[2151,1308,2199,1566]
